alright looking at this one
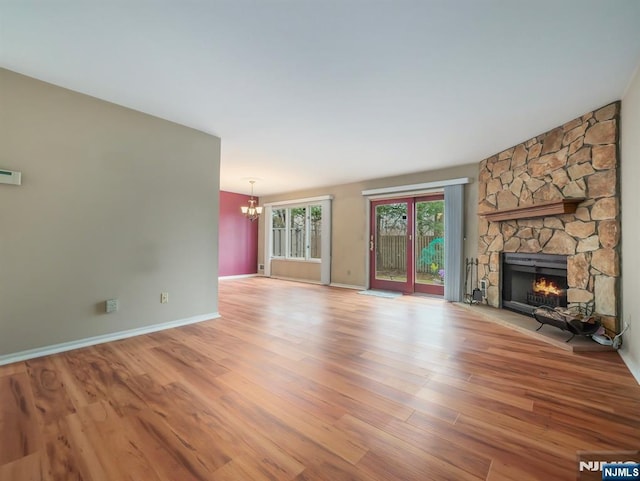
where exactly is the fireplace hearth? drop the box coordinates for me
[501,253,568,316]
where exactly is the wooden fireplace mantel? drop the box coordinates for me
[480,198,585,222]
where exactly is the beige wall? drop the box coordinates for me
[271,260,321,282]
[621,65,640,381]
[0,69,220,357]
[259,164,478,287]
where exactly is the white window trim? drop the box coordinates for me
[361,177,471,198]
[269,204,315,261]
[271,258,321,264]
[264,197,331,284]
[264,195,333,207]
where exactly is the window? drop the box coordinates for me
[271,204,323,260]
[265,195,331,284]
[289,207,306,258]
[272,208,286,257]
[310,205,322,259]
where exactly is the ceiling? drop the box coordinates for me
[2,1,640,196]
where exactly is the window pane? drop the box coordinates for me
[289,207,306,258]
[415,200,445,286]
[310,205,322,259]
[272,208,286,257]
[375,202,408,282]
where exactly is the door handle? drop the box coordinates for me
[370,240,374,252]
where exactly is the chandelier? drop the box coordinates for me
[240,180,263,221]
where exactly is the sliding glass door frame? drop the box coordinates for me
[368,194,445,295]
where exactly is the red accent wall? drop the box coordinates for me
[219,191,259,277]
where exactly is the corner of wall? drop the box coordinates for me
[619,349,640,384]
[621,61,640,384]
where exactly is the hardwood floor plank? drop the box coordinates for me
[216,372,368,464]
[292,459,380,481]
[426,373,535,411]
[212,391,371,478]
[44,415,106,481]
[128,408,219,481]
[485,459,548,481]
[181,387,307,481]
[0,361,27,377]
[53,346,147,416]
[0,373,42,465]
[124,376,242,469]
[262,366,403,428]
[336,414,485,481]
[211,454,307,481]
[406,410,571,480]
[63,402,160,481]
[122,364,307,481]
[0,452,49,481]
[2,277,639,481]
[146,341,229,401]
[452,414,577,480]
[215,355,348,425]
[366,414,493,478]
[267,354,415,421]
[24,358,76,426]
[107,336,182,386]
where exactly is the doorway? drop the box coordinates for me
[369,195,445,295]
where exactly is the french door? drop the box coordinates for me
[369,195,445,295]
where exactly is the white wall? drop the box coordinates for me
[0,69,220,359]
[621,64,640,383]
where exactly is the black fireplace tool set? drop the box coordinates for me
[464,258,483,305]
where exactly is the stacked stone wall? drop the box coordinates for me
[477,102,620,332]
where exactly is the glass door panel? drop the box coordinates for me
[369,195,444,295]
[370,199,412,293]
[414,196,445,295]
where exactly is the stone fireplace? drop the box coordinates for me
[477,102,620,334]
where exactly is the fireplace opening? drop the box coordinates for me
[501,253,568,316]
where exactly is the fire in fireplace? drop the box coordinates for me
[501,253,568,316]
[527,278,566,309]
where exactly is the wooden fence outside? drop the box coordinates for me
[376,235,444,273]
[272,229,441,273]
[272,228,321,258]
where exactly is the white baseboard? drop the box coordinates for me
[330,283,367,290]
[0,312,220,366]
[619,350,640,385]
[267,278,365,290]
[219,273,259,280]
[269,275,324,285]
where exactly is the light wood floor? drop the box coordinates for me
[1,277,639,481]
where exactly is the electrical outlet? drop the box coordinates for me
[480,280,487,298]
[161,292,169,304]
[105,299,118,313]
